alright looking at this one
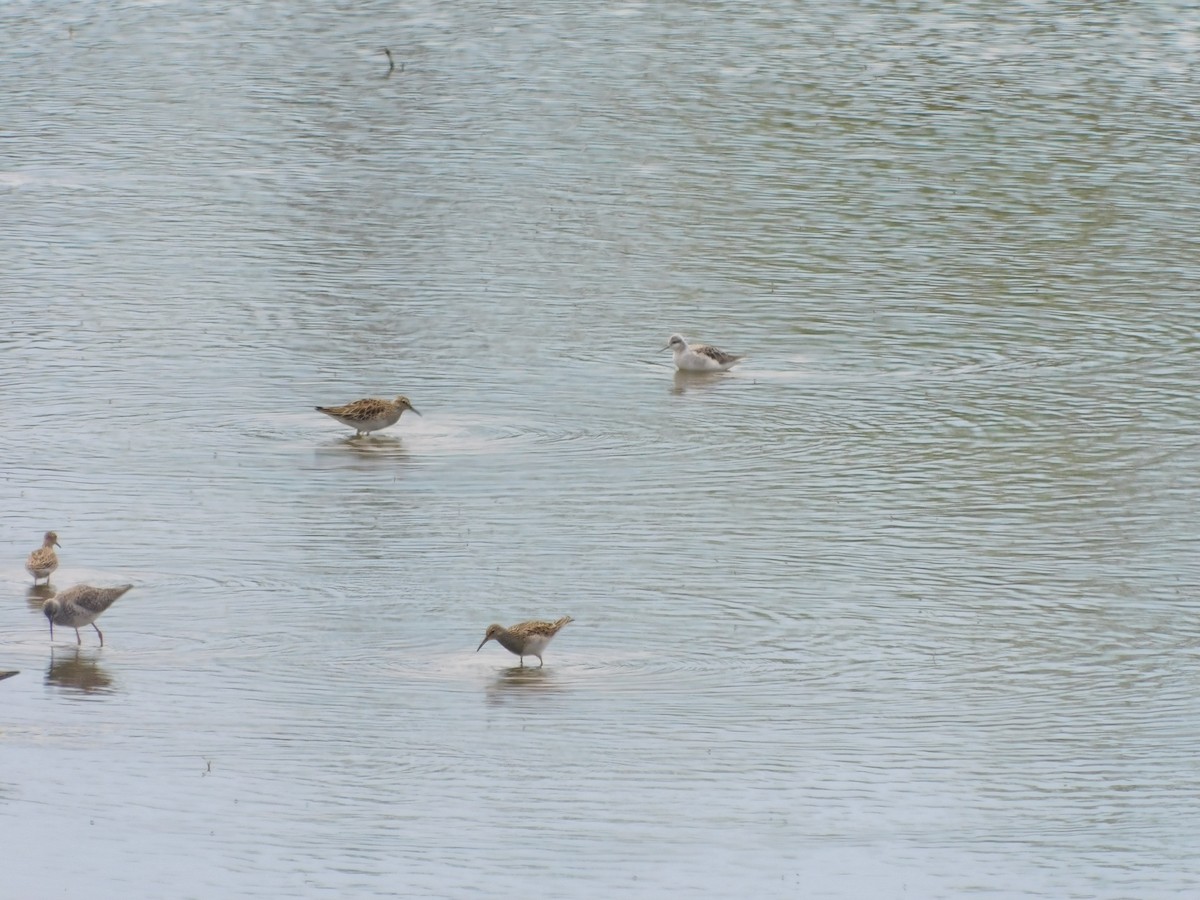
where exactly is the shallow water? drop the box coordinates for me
[3,1,1200,897]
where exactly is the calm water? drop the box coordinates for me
[3,1,1200,897]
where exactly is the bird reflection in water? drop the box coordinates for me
[26,583,54,610]
[484,665,566,706]
[671,369,732,396]
[315,434,411,467]
[46,649,116,696]
[340,434,409,456]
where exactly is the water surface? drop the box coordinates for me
[3,1,1200,897]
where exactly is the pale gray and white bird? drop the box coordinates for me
[43,584,133,647]
[661,333,744,372]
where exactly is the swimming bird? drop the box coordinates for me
[476,616,574,667]
[25,531,61,585]
[315,395,421,436]
[661,333,743,372]
[43,584,133,647]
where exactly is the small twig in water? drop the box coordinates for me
[382,47,396,76]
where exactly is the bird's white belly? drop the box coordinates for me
[676,350,721,371]
[521,635,551,656]
[346,411,400,432]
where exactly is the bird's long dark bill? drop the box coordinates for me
[659,345,671,352]
[48,621,53,641]
[476,637,489,652]
[411,408,422,417]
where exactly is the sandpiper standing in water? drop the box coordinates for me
[315,395,421,436]
[25,531,61,585]
[43,584,133,646]
[662,333,744,372]
[476,616,574,667]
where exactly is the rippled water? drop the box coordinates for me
[3,1,1200,897]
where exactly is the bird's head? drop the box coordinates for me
[394,396,421,417]
[477,624,504,651]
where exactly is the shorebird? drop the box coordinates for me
[662,333,744,372]
[25,531,61,585]
[43,584,133,647]
[476,616,573,667]
[315,395,421,436]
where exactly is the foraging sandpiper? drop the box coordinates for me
[315,395,421,436]
[25,531,60,585]
[43,583,133,646]
[662,333,744,372]
[476,616,574,667]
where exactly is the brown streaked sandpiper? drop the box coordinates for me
[315,395,421,436]
[43,584,133,647]
[661,333,744,372]
[476,616,574,667]
[25,531,61,585]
